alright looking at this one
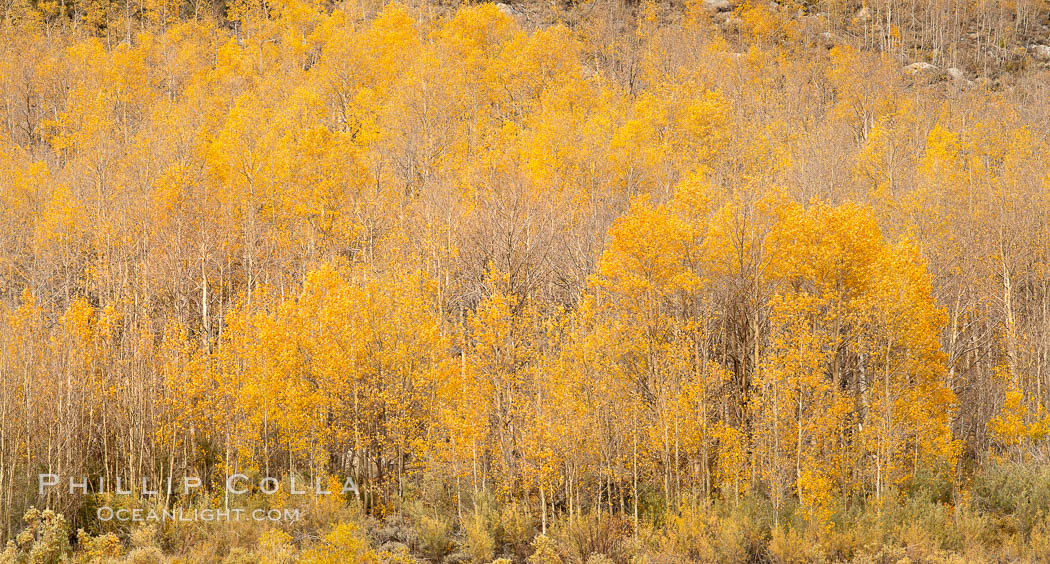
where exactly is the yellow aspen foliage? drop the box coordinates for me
[826,45,900,139]
[299,521,378,564]
[990,376,1050,460]
[2,0,1050,555]
[770,202,956,500]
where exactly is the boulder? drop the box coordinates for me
[720,16,744,32]
[1030,44,1050,61]
[946,67,975,88]
[703,0,733,12]
[495,3,522,20]
[904,62,937,76]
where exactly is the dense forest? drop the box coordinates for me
[1,0,1050,561]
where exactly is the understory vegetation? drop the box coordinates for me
[10,464,1050,562]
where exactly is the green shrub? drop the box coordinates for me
[125,546,165,564]
[493,502,535,559]
[415,514,455,561]
[525,534,560,564]
[767,524,824,563]
[557,513,629,562]
[661,503,716,561]
[3,508,71,564]
[75,529,122,563]
[463,511,495,563]
[973,463,1050,539]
